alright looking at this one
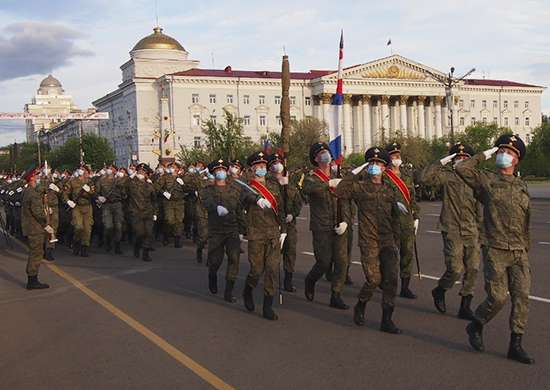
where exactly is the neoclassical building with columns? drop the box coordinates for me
[93,27,545,167]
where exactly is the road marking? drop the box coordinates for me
[538,242,550,245]
[426,230,440,234]
[296,217,307,220]
[302,251,314,256]
[426,214,440,217]
[8,237,236,390]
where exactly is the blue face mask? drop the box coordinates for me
[99,169,106,176]
[230,167,238,175]
[43,169,51,175]
[207,173,215,180]
[52,173,58,179]
[188,168,194,173]
[496,152,514,169]
[35,179,41,186]
[319,152,331,164]
[77,169,85,176]
[169,168,175,174]
[215,170,227,181]
[106,169,113,176]
[195,167,201,172]
[254,168,267,177]
[367,164,382,177]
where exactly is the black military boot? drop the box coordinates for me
[400,277,417,299]
[80,245,89,258]
[242,284,255,312]
[174,235,182,248]
[163,233,169,245]
[507,333,535,364]
[283,271,296,292]
[105,235,112,252]
[73,240,81,256]
[263,295,278,321]
[353,299,367,326]
[44,247,54,261]
[142,248,152,262]
[97,235,104,248]
[458,295,475,320]
[26,275,49,290]
[330,291,349,310]
[345,267,354,285]
[304,276,316,301]
[466,320,485,352]
[380,306,402,334]
[196,247,203,263]
[224,280,237,303]
[324,263,333,281]
[114,241,124,255]
[208,273,218,294]
[133,240,140,258]
[431,286,446,313]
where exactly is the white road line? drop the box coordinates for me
[296,217,307,220]
[302,251,314,256]
[426,214,440,217]
[538,242,550,245]
[426,230,440,234]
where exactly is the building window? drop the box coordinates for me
[482,117,487,124]
[227,94,233,104]
[470,100,475,108]
[504,117,509,126]
[515,117,519,126]
[471,117,476,125]
[482,100,487,108]
[458,100,464,108]
[276,116,281,126]
[243,115,250,125]
[504,100,508,108]
[259,95,265,105]
[193,115,201,126]
[192,94,199,103]
[525,101,529,108]
[525,117,530,126]
[514,101,519,108]
[194,136,201,148]
[259,115,266,126]
[526,133,531,143]
[493,100,497,108]
[290,96,296,105]
[493,117,498,123]
[274,96,281,105]
[459,117,465,126]
[211,115,217,125]
[243,95,250,105]
[209,94,216,104]
[305,96,311,106]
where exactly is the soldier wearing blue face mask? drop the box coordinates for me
[456,134,534,364]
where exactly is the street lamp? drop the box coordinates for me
[426,66,476,144]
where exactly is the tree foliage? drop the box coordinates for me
[201,109,253,160]
[519,121,550,177]
[48,133,115,171]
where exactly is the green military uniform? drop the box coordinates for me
[11,178,25,238]
[63,175,96,256]
[155,172,188,246]
[186,172,211,262]
[97,175,125,253]
[457,134,534,364]
[22,183,48,277]
[42,177,62,259]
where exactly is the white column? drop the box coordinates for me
[434,96,443,138]
[400,95,408,133]
[417,96,426,139]
[352,99,362,152]
[381,95,390,143]
[361,95,372,149]
[313,95,321,120]
[342,94,353,155]
[320,93,332,123]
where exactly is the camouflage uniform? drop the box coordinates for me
[155,173,188,245]
[42,177,62,258]
[97,176,125,251]
[21,183,47,277]
[63,177,96,252]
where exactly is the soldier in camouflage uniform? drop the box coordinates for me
[241,151,287,320]
[63,165,96,257]
[303,142,351,310]
[458,134,534,364]
[21,166,51,290]
[267,152,302,292]
[96,165,125,254]
[334,147,402,334]
[10,174,25,239]
[201,158,246,302]
[384,142,420,299]
[184,165,211,263]
[420,142,483,320]
[42,164,62,260]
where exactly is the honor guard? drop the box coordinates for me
[96,165,125,254]
[41,163,62,261]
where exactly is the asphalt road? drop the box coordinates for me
[2,193,550,389]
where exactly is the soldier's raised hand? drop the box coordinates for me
[483,147,499,160]
[440,153,457,166]
[67,200,76,209]
[82,184,90,192]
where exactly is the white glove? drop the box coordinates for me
[217,205,229,216]
[279,233,287,249]
[352,162,368,175]
[82,184,90,192]
[257,198,271,209]
[440,153,457,165]
[49,183,60,192]
[129,172,136,178]
[163,191,172,200]
[328,178,342,188]
[483,147,499,160]
[176,178,184,185]
[44,225,55,234]
[14,201,21,207]
[334,221,348,235]
[414,219,419,235]
[97,196,107,203]
[397,202,409,214]
[147,179,153,184]
[279,176,289,185]
[153,215,157,221]
[285,214,294,223]
[67,200,76,209]
[239,234,244,242]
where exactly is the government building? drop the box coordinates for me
[92,27,546,167]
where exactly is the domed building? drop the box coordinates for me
[93,27,545,168]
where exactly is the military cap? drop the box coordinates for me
[247,151,269,167]
[207,158,230,172]
[385,141,402,155]
[309,142,331,166]
[267,152,284,168]
[494,134,526,161]
[231,158,244,171]
[364,147,391,166]
[449,142,475,158]
[22,164,39,181]
[136,163,153,174]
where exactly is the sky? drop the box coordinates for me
[1,0,549,146]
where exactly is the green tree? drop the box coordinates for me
[454,122,512,154]
[48,133,115,171]
[519,121,550,177]
[286,117,328,168]
[200,109,253,160]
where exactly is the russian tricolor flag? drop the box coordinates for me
[264,138,270,153]
[326,31,344,165]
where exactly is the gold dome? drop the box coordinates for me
[132,27,185,52]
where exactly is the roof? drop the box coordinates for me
[463,79,544,88]
[132,27,185,52]
[171,67,332,80]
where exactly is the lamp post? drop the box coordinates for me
[426,66,475,145]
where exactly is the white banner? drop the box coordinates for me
[0,112,110,120]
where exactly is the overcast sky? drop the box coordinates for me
[1,0,549,145]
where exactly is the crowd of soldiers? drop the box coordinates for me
[1,133,535,364]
